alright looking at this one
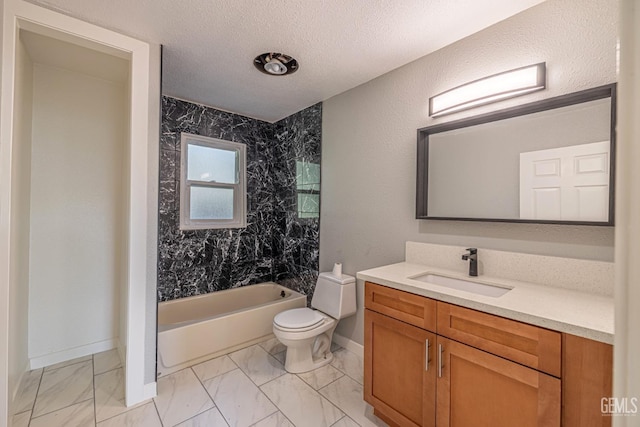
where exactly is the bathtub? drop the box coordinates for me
[157,282,306,376]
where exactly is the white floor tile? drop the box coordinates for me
[330,349,364,385]
[12,368,42,414]
[94,349,122,375]
[192,355,237,382]
[320,375,388,427]
[297,364,344,390]
[175,407,229,426]
[95,367,145,422]
[14,334,377,427]
[203,368,277,427]
[273,351,286,365]
[33,360,93,417]
[252,411,294,427]
[44,355,92,372]
[11,411,31,427]
[229,345,286,386]
[259,337,287,355]
[261,374,344,427]
[30,398,94,427]
[331,416,360,427]
[154,368,214,426]
[97,402,162,427]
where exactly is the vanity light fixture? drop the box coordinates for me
[429,62,546,117]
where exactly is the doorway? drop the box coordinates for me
[0,2,160,419]
[20,29,130,370]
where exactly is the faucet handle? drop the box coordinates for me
[465,247,477,254]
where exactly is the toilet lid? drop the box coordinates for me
[274,308,324,330]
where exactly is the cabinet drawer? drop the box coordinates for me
[365,282,436,332]
[437,302,561,377]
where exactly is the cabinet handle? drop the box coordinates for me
[438,344,443,378]
[425,339,430,371]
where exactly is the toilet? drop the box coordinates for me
[273,271,356,373]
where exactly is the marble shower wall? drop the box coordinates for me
[158,96,321,302]
[272,104,322,299]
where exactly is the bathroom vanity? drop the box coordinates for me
[358,243,614,427]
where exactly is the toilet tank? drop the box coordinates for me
[311,272,357,319]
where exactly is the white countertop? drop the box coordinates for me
[357,262,614,344]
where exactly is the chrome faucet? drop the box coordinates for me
[461,248,478,277]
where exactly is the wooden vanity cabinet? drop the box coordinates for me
[364,281,612,427]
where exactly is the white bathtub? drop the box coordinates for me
[157,282,306,376]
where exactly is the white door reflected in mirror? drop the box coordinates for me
[519,141,610,221]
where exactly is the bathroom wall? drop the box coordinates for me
[28,62,127,362]
[321,0,618,344]
[272,104,322,298]
[158,98,321,301]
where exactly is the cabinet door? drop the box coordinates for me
[436,336,560,427]
[365,309,436,427]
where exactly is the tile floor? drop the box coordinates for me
[11,339,388,427]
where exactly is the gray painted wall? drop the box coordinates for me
[321,0,617,345]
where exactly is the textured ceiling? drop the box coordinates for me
[28,0,545,122]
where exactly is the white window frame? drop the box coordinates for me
[180,133,247,230]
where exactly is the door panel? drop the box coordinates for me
[365,309,436,427]
[436,336,560,427]
[520,140,610,221]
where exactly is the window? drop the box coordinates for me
[180,133,246,229]
[296,160,320,218]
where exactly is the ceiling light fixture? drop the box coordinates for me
[429,62,546,117]
[254,52,299,76]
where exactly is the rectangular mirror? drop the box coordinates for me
[416,84,616,225]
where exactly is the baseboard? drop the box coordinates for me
[29,338,118,370]
[333,333,364,359]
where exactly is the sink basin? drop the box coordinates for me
[410,273,512,297]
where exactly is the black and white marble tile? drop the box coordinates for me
[158,97,321,302]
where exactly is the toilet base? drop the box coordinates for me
[284,346,334,373]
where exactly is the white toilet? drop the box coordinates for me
[273,271,356,373]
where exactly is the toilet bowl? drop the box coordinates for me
[273,308,337,372]
[273,272,356,373]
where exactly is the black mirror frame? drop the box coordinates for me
[416,83,617,226]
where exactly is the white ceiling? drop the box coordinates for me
[28,0,545,122]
